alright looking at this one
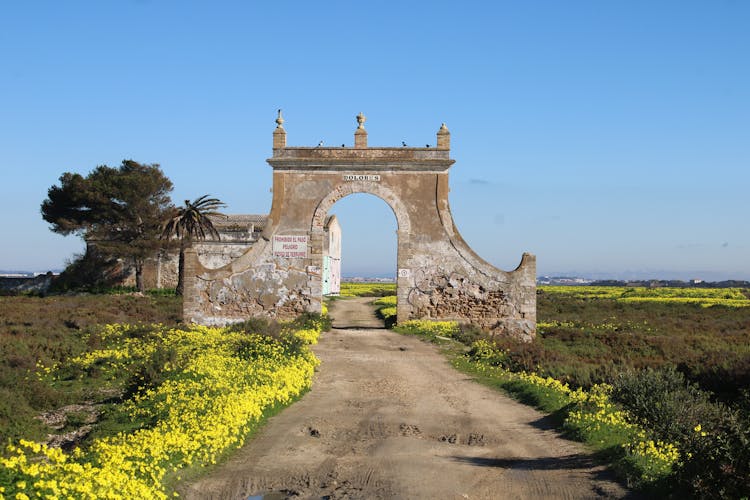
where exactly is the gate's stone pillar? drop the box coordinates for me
[183,113,536,340]
[396,228,413,321]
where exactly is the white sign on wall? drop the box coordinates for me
[398,268,411,278]
[272,235,308,258]
[343,174,381,182]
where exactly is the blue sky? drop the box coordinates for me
[1,1,748,280]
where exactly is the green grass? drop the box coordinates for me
[0,295,181,444]
[509,286,750,399]
[339,282,396,297]
[540,285,750,305]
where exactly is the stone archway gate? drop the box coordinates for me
[183,113,536,340]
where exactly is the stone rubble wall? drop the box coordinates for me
[404,243,536,342]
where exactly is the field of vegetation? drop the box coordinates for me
[338,282,396,297]
[533,286,750,398]
[0,294,182,444]
[541,285,750,308]
[3,284,749,497]
[390,285,750,497]
[0,294,328,499]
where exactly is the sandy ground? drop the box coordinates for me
[180,298,632,500]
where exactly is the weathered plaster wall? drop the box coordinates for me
[183,239,313,325]
[183,119,536,339]
[139,215,265,289]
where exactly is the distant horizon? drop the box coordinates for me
[4,268,749,284]
[340,270,750,282]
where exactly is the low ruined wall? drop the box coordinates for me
[0,275,54,294]
[130,240,256,291]
[183,240,315,326]
[401,251,536,341]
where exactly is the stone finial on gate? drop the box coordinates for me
[354,112,368,149]
[437,123,450,150]
[273,109,286,149]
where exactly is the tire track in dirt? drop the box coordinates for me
[180,298,632,499]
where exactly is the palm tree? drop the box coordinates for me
[161,195,226,295]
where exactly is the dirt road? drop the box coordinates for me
[181,298,630,499]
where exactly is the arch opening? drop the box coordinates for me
[311,181,411,234]
[325,193,398,284]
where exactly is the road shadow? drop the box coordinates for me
[331,325,386,330]
[452,453,597,471]
[529,412,564,431]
